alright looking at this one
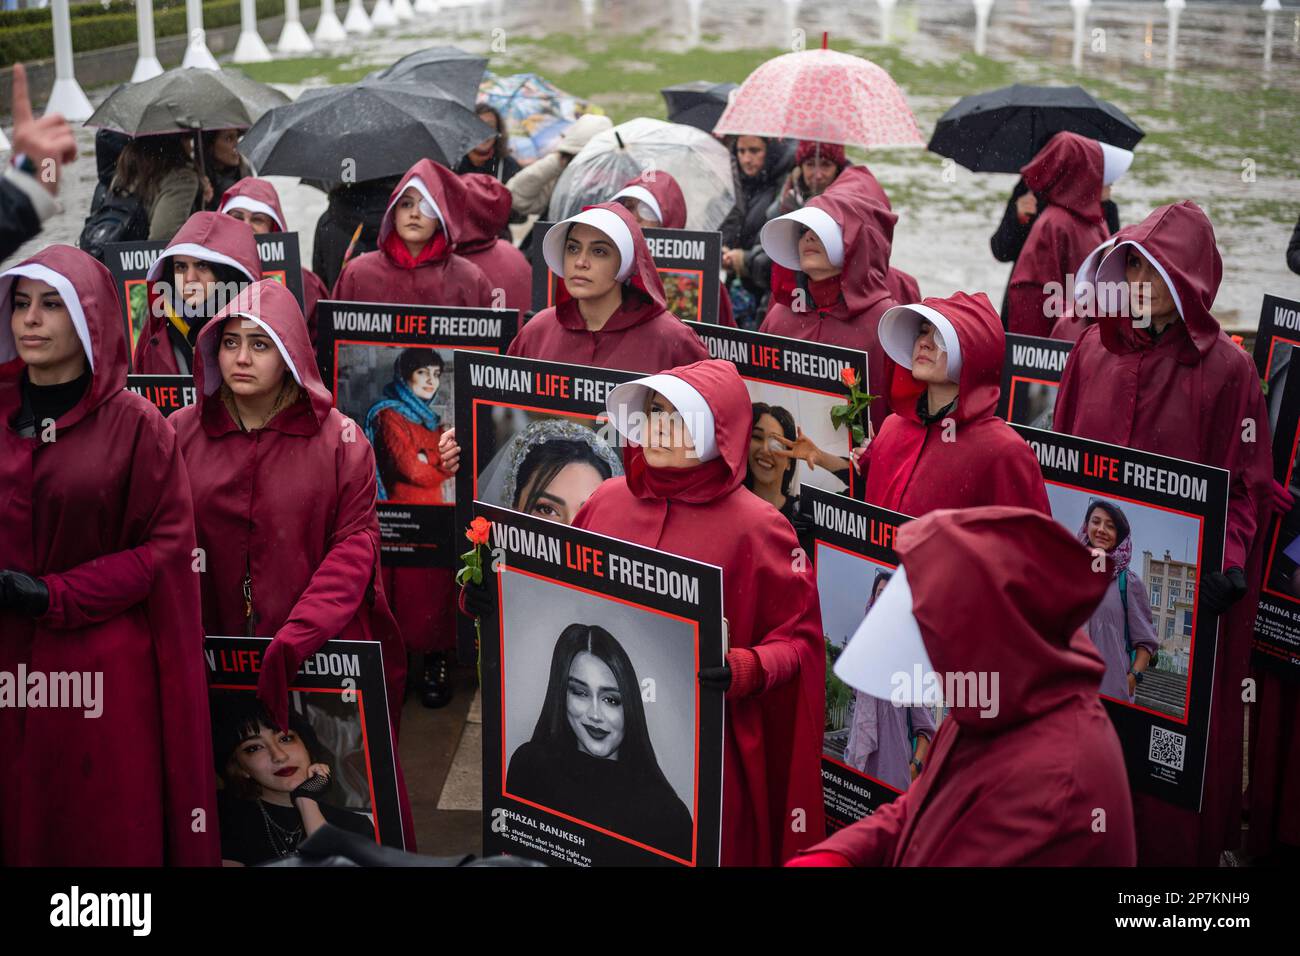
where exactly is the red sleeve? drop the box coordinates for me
[377,411,452,490]
[1220,362,1273,569]
[748,515,822,694]
[989,432,1051,514]
[811,787,911,866]
[40,546,153,629]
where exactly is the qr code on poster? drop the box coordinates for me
[1149,726,1186,771]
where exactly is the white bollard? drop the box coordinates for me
[1070,0,1090,71]
[973,0,994,55]
[0,127,10,152]
[233,0,272,63]
[370,0,399,28]
[181,0,221,70]
[343,0,374,33]
[44,0,93,121]
[278,0,316,52]
[392,0,415,21]
[314,0,348,43]
[1164,0,1184,72]
[413,0,439,14]
[877,0,897,44]
[1263,0,1281,70]
[132,0,165,82]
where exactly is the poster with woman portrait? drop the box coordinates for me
[125,374,196,417]
[453,351,638,655]
[1250,293,1300,677]
[1015,425,1229,811]
[316,300,518,567]
[686,322,867,522]
[105,234,305,363]
[996,333,1072,428]
[205,635,404,865]
[528,221,722,324]
[475,502,725,867]
[805,486,938,834]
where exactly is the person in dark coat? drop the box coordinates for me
[1288,213,1300,275]
[311,175,402,290]
[455,104,522,186]
[719,135,794,323]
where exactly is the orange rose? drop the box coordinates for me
[840,368,859,388]
[465,517,492,546]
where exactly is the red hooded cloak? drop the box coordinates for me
[791,507,1136,866]
[218,177,332,345]
[456,173,532,312]
[759,166,904,431]
[508,201,709,373]
[1007,132,1110,338]
[0,245,219,865]
[572,359,826,865]
[133,211,262,374]
[1054,201,1273,866]
[332,159,495,308]
[861,291,1050,515]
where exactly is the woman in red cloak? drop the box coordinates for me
[134,210,261,374]
[456,173,532,313]
[217,177,331,345]
[0,245,219,865]
[170,278,415,846]
[507,201,709,373]
[1054,200,1273,866]
[758,166,904,432]
[609,169,738,327]
[1005,132,1112,338]
[788,507,1136,866]
[570,358,825,865]
[859,290,1049,515]
[331,159,497,710]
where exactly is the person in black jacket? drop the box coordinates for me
[1288,213,1300,276]
[1,64,77,264]
[311,174,402,290]
[455,104,522,185]
[719,136,794,324]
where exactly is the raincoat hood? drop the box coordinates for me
[611,169,687,229]
[900,506,1108,731]
[544,201,668,320]
[878,291,1004,426]
[1093,200,1222,359]
[191,278,334,432]
[218,177,288,232]
[0,245,128,428]
[1020,131,1105,224]
[145,211,261,283]
[456,172,513,255]
[614,359,751,506]
[805,166,898,316]
[378,159,468,248]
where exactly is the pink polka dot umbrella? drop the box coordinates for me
[712,46,925,149]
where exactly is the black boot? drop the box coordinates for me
[420,652,453,709]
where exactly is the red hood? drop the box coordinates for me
[899,506,1108,731]
[624,358,751,505]
[1020,131,1104,224]
[145,211,261,283]
[191,278,334,432]
[555,201,668,323]
[0,244,128,430]
[456,172,512,255]
[808,165,896,316]
[617,170,687,230]
[217,177,288,232]
[379,159,469,250]
[1096,201,1222,359]
[895,291,1004,426]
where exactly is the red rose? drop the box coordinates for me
[465,516,492,546]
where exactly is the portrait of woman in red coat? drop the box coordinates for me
[363,347,454,505]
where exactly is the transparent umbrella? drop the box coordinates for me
[548,118,735,232]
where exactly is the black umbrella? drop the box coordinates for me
[85,67,290,135]
[660,80,737,134]
[367,46,488,110]
[928,84,1144,174]
[238,81,495,186]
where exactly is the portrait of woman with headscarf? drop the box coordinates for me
[363,347,453,505]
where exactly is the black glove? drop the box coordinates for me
[291,770,332,802]
[460,569,498,620]
[698,664,732,693]
[1200,567,1247,615]
[0,570,50,617]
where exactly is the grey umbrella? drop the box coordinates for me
[84,67,291,135]
[238,80,495,186]
[366,45,488,109]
